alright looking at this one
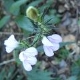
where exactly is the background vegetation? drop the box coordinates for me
[0,0,80,80]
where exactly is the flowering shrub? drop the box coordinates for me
[4,6,62,71]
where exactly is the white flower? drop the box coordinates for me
[42,34,62,57]
[4,35,19,53]
[19,47,38,71]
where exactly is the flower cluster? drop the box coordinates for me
[4,34,62,71]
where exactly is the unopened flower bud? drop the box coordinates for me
[26,6,39,22]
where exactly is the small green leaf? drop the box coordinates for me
[10,0,27,15]
[44,15,60,24]
[39,4,50,12]
[0,68,6,80]
[13,50,21,65]
[7,65,15,79]
[28,0,43,7]
[60,42,76,48]
[15,15,35,32]
[3,0,14,12]
[0,15,10,29]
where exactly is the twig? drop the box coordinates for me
[0,32,23,35]
[0,59,15,66]
[0,32,35,40]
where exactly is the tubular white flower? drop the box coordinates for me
[42,36,54,46]
[4,35,19,53]
[42,34,62,57]
[19,47,38,71]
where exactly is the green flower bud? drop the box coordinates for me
[26,6,39,22]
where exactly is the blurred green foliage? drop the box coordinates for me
[27,67,52,80]
[1,0,60,32]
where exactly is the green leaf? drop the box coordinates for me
[60,42,76,48]
[44,15,60,24]
[10,0,27,15]
[13,50,21,65]
[39,0,54,12]
[6,65,16,80]
[39,4,50,12]
[0,68,6,80]
[15,15,35,32]
[66,76,77,80]
[27,68,52,80]
[49,9,57,14]
[3,0,14,12]
[46,0,55,4]
[0,15,10,29]
[28,0,43,7]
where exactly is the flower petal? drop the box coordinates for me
[19,51,25,62]
[4,35,19,53]
[5,47,14,53]
[48,34,62,43]
[42,36,53,46]
[23,61,32,71]
[43,46,54,57]
[4,35,19,47]
[24,47,38,57]
[4,35,14,46]
[51,43,60,51]
[27,57,37,65]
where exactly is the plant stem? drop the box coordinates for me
[0,59,15,66]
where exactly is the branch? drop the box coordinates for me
[0,59,15,66]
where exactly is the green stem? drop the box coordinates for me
[31,33,41,47]
[19,40,29,48]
